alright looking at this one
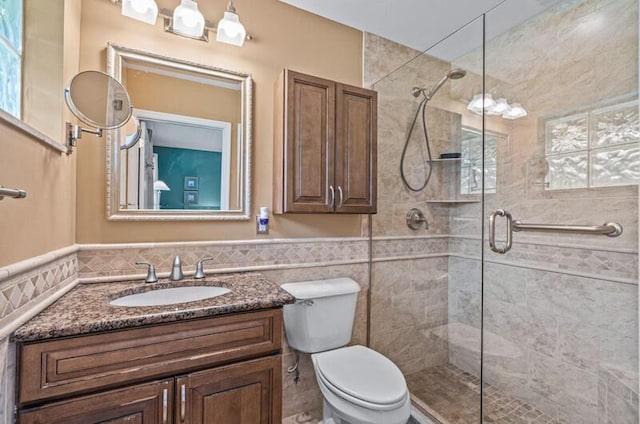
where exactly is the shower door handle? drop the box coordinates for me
[489,209,513,254]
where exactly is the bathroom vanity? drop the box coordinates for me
[12,273,294,424]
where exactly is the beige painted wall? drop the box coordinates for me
[0,0,81,267]
[76,0,364,243]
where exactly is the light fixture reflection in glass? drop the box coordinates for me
[217,1,247,46]
[503,103,528,119]
[173,0,205,38]
[467,93,495,115]
[121,0,158,25]
[488,98,511,115]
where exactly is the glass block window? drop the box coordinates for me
[0,0,22,118]
[545,100,640,190]
[459,127,499,195]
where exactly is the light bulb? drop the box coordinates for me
[172,0,205,38]
[180,9,199,27]
[131,0,150,13]
[216,11,246,46]
[121,0,158,25]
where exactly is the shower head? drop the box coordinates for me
[412,68,467,100]
[448,68,467,79]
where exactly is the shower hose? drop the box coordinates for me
[400,96,434,192]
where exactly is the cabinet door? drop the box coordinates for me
[19,379,173,424]
[176,355,281,424]
[335,83,377,214]
[283,70,335,213]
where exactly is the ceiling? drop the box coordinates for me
[280,0,562,59]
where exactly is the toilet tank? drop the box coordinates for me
[281,278,361,353]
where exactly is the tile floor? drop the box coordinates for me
[407,364,557,424]
[284,363,555,424]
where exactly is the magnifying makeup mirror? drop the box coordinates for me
[64,70,141,152]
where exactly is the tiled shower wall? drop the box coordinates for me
[364,0,639,419]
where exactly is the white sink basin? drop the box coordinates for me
[110,286,231,307]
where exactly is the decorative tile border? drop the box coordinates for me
[449,237,638,284]
[372,236,449,259]
[77,238,370,280]
[1,233,636,335]
[0,250,78,336]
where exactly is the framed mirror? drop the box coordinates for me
[106,43,252,220]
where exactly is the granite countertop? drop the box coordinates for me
[13,272,295,342]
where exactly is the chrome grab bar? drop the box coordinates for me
[512,221,623,237]
[0,186,27,200]
[489,209,513,254]
[489,209,623,254]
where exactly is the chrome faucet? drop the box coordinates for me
[136,261,158,283]
[194,257,214,279]
[169,256,184,281]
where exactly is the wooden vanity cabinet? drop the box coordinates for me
[19,379,173,424]
[177,355,281,424]
[16,309,283,424]
[273,69,377,214]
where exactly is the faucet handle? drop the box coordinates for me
[136,261,158,283]
[194,257,214,279]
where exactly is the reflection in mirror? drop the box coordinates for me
[106,43,252,220]
[65,70,132,129]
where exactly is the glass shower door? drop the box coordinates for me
[368,15,486,424]
[482,0,639,423]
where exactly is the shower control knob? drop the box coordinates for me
[406,208,428,230]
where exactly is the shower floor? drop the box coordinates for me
[407,364,556,424]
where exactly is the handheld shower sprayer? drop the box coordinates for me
[401,68,467,192]
[411,68,467,101]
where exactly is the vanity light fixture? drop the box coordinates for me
[171,0,206,39]
[121,0,158,24]
[113,0,252,45]
[216,0,247,46]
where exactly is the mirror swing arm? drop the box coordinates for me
[65,121,103,151]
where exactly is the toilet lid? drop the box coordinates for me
[314,345,407,406]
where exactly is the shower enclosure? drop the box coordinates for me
[367,0,639,422]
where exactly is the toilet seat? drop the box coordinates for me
[312,345,408,411]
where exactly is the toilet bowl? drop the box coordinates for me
[312,345,411,424]
[280,278,412,424]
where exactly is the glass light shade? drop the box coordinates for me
[153,180,171,191]
[487,97,511,115]
[216,11,247,46]
[121,0,158,25]
[173,0,205,38]
[467,93,495,115]
[503,102,528,119]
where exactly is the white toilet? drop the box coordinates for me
[281,278,411,424]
